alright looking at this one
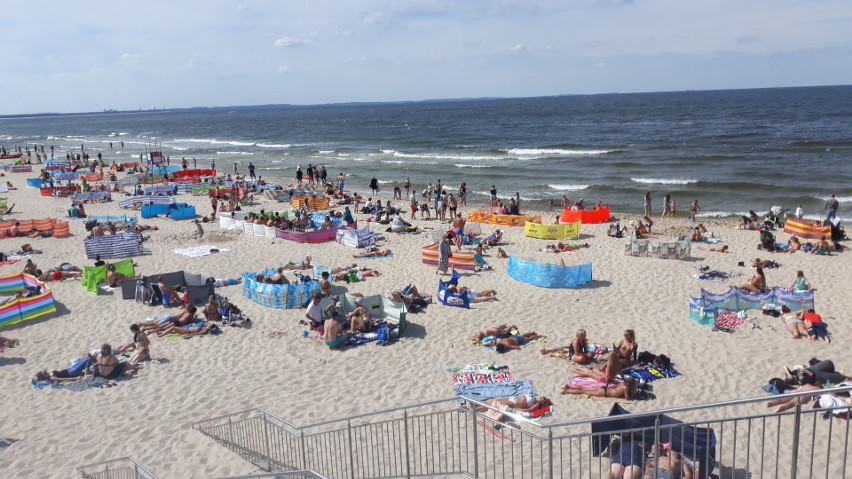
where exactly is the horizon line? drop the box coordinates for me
[1,83,850,120]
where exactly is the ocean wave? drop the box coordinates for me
[506,148,613,156]
[377,180,394,184]
[389,151,503,161]
[548,184,590,191]
[631,178,698,185]
[171,147,190,151]
[173,138,216,144]
[380,159,438,165]
[454,163,497,169]
[211,140,256,147]
[815,195,852,203]
[256,143,292,148]
[316,150,336,154]
[215,151,256,156]
[696,211,750,218]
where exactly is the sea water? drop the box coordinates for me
[1,85,851,218]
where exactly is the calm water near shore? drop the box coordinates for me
[2,85,851,219]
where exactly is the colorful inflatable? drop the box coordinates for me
[525,221,581,240]
[560,206,611,224]
[437,270,470,308]
[467,209,541,226]
[242,268,321,309]
[783,218,832,240]
[507,256,593,288]
[689,287,814,327]
[421,243,475,271]
[0,273,56,327]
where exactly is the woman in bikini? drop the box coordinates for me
[476,395,553,416]
[570,329,595,365]
[203,295,222,322]
[94,343,141,380]
[569,351,621,384]
[616,330,638,368]
[114,324,151,364]
[737,266,767,293]
[780,305,808,339]
[281,256,312,270]
[561,376,638,401]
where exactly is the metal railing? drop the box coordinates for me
[193,385,852,479]
[213,470,330,479]
[78,457,160,479]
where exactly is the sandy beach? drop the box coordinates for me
[0,172,848,478]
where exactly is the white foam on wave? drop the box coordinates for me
[317,150,336,154]
[171,146,190,151]
[548,184,590,191]
[211,140,256,147]
[380,159,439,165]
[454,163,496,169]
[507,148,613,156]
[256,143,292,148]
[631,178,698,185]
[215,151,256,156]
[174,138,216,144]
[696,211,750,218]
[394,151,503,161]
[815,195,852,203]
[378,180,394,184]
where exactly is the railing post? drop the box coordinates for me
[471,407,479,478]
[547,428,554,479]
[790,402,802,479]
[300,429,307,471]
[403,409,411,479]
[347,419,355,479]
[262,412,274,471]
[653,416,661,473]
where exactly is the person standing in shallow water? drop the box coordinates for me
[370,176,379,195]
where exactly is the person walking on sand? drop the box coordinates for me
[193,219,204,239]
[662,193,672,218]
[689,199,700,222]
[437,234,452,275]
[248,162,256,179]
[233,162,238,176]
[404,178,411,197]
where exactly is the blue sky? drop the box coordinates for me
[2,0,851,114]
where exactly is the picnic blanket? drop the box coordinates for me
[623,364,681,383]
[692,269,740,281]
[455,379,536,401]
[173,245,229,258]
[445,362,509,374]
[32,376,110,391]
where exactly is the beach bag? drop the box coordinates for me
[346,272,359,283]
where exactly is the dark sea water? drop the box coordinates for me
[1,85,851,219]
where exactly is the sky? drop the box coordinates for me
[2,0,851,114]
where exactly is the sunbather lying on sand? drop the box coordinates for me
[494,332,542,353]
[447,285,499,303]
[475,395,553,416]
[140,305,197,333]
[281,256,312,270]
[37,264,83,282]
[470,324,518,343]
[642,447,694,479]
[0,335,21,349]
[561,376,638,401]
[332,266,380,281]
[156,321,219,337]
[699,245,729,253]
[545,242,589,252]
[35,354,94,382]
[354,248,392,258]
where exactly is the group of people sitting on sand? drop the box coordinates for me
[254,257,313,285]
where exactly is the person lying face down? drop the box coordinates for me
[494,332,541,353]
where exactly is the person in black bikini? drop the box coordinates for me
[94,343,141,380]
[494,332,542,353]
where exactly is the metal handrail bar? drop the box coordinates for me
[194,384,852,435]
[211,469,330,479]
[77,456,160,478]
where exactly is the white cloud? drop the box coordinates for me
[273,37,311,48]
[276,65,290,73]
[511,44,526,53]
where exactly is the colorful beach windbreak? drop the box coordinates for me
[689,287,815,327]
[0,273,56,327]
[242,268,321,309]
[524,221,581,240]
[507,256,593,288]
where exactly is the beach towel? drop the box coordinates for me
[358,252,393,260]
[0,259,20,267]
[445,362,509,374]
[342,321,388,346]
[624,365,681,382]
[692,270,740,282]
[455,379,536,401]
[452,371,514,385]
[570,376,618,388]
[173,245,229,258]
[714,311,753,330]
[31,376,110,392]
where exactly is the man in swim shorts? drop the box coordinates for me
[324,311,346,348]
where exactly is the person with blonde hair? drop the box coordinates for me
[570,329,594,365]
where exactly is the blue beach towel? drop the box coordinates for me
[454,379,536,401]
